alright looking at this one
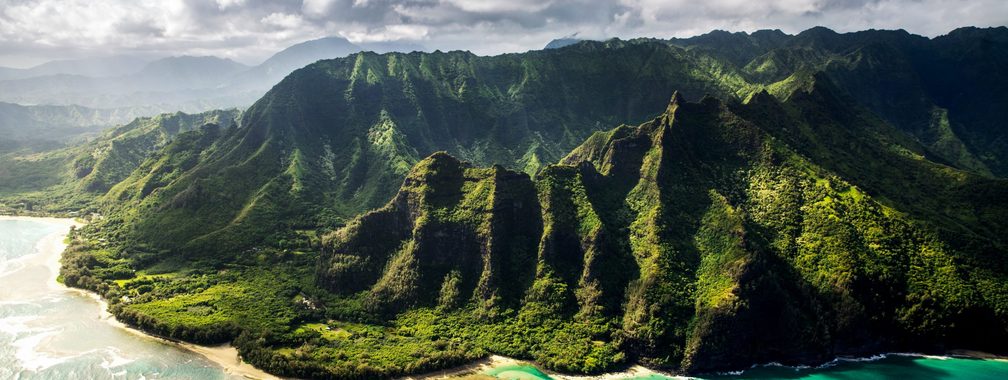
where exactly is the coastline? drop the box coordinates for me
[67,289,281,380]
[4,215,280,380]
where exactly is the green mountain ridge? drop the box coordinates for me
[93,40,769,258]
[0,109,239,213]
[78,27,1008,264]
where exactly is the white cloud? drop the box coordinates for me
[262,12,304,29]
[216,0,247,10]
[342,24,431,43]
[0,0,1004,67]
[301,0,335,17]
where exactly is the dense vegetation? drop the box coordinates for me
[10,26,1003,379]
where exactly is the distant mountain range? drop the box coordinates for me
[0,102,144,153]
[0,37,428,116]
[0,55,151,80]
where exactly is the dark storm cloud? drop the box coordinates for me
[0,0,1004,67]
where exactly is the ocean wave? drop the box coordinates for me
[0,258,27,279]
[0,315,39,337]
[11,327,72,372]
[100,346,136,369]
[740,351,954,374]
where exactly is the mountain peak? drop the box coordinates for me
[405,151,466,185]
[544,37,583,49]
[666,90,686,118]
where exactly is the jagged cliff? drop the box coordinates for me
[317,93,1008,374]
[319,152,541,314]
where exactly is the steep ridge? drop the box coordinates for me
[311,93,1007,376]
[48,28,1006,262]
[739,77,1008,249]
[670,27,1008,176]
[72,109,240,193]
[101,42,762,258]
[319,153,541,315]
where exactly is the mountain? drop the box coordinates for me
[666,27,1008,176]
[544,37,582,49]
[131,56,249,89]
[31,27,1008,379]
[24,55,152,78]
[259,37,360,75]
[227,36,425,92]
[0,55,151,81]
[225,37,363,93]
[358,40,427,53]
[0,37,419,118]
[667,29,790,66]
[77,27,1008,261]
[0,56,250,112]
[70,109,241,194]
[0,102,133,150]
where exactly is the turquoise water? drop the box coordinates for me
[0,218,238,379]
[483,355,1008,380]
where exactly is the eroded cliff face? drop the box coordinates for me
[319,152,541,315]
[319,92,1008,373]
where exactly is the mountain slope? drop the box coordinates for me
[0,109,239,214]
[0,102,128,152]
[100,41,763,258]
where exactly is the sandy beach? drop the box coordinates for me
[2,215,280,380]
[405,354,681,380]
[69,289,281,380]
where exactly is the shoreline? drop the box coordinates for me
[67,287,281,380]
[5,215,280,380]
[404,355,680,380]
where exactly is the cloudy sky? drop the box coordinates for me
[0,0,1005,68]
